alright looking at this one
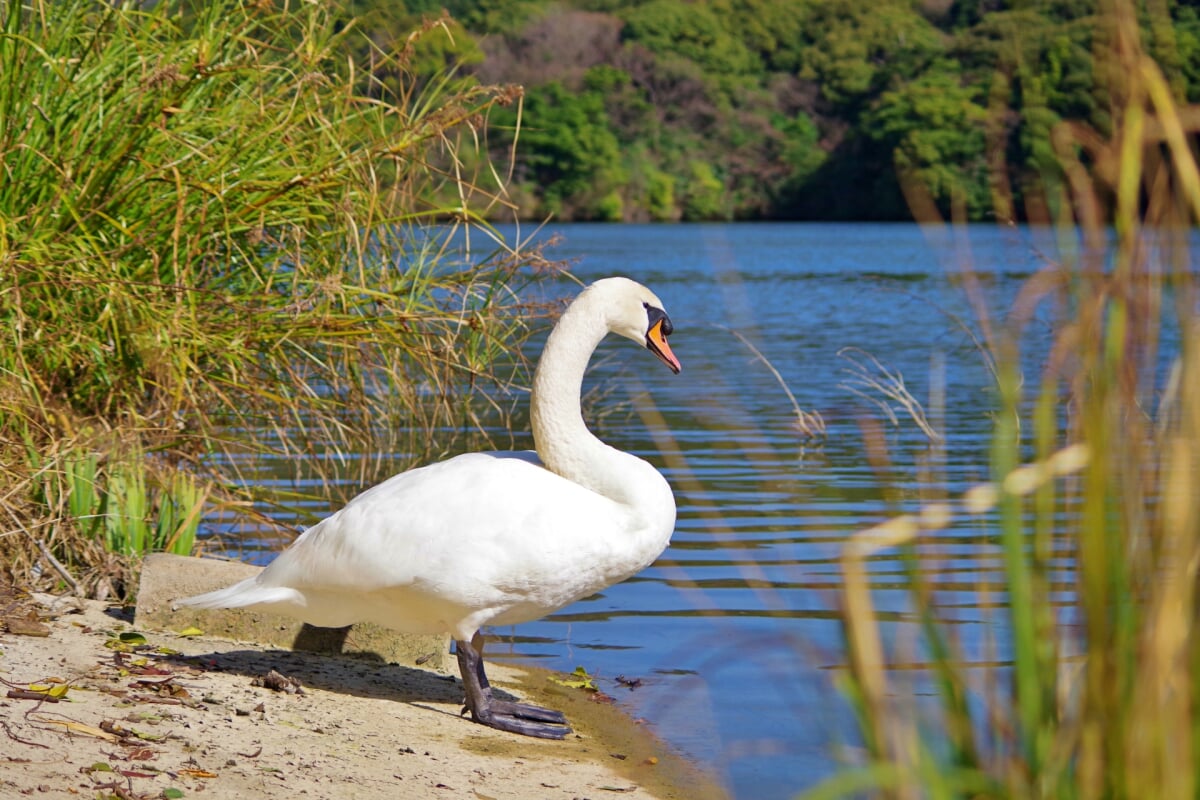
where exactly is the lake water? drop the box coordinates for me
[485,223,1028,797]
[204,223,1178,798]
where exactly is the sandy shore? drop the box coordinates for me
[0,589,725,799]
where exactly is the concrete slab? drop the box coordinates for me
[134,553,450,671]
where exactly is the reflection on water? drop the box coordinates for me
[202,223,1188,799]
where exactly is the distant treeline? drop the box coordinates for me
[345,0,1199,222]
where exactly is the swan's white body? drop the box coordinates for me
[179,277,679,649]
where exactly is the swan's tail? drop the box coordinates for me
[175,577,301,611]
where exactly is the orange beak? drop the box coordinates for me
[647,318,681,374]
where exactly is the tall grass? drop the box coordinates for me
[0,0,543,598]
[814,1,1200,797]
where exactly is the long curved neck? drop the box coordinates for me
[530,294,647,506]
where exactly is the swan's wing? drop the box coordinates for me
[179,450,672,631]
[261,452,651,593]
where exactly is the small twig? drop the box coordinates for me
[31,537,82,597]
[7,689,61,703]
[90,781,135,800]
[128,695,189,706]
[0,720,49,750]
[3,505,82,596]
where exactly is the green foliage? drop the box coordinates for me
[438,0,544,33]
[682,161,725,220]
[711,0,808,72]
[417,0,1199,222]
[776,112,826,190]
[66,452,102,541]
[346,11,486,100]
[798,0,945,107]
[867,62,990,216]
[1175,6,1200,102]
[620,0,760,76]
[31,445,208,568]
[499,80,625,218]
[0,0,509,419]
[96,453,206,560]
[409,16,484,72]
[0,0,542,598]
[644,167,678,222]
[593,190,624,222]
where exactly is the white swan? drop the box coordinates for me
[177,277,680,739]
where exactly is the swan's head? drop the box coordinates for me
[591,277,681,375]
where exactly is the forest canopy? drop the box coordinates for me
[345,0,1200,222]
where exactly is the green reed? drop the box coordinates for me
[810,2,1200,797]
[96,449,207,559]
[0,0,541,597]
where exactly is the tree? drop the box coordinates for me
[710,0,809,72]
[866,61,990,217]
[620,0,761,77]
[799,0,946,108]
[774,111,827,200]
[417,0,1198,221]
[498,81,626,218]
[682,161,726,219]
[1175,6,1200,102]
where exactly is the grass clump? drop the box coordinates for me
[816,1,1200,797]
[0,0,541,599]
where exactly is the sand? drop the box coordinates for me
[0,587,726,799]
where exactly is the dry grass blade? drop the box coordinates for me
[715,324,826,439]
[837,347,941,442]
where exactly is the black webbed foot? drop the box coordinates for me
[455,636,572,740]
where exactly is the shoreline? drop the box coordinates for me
[0,590,726,799]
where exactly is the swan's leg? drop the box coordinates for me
[469,632,495,694]
[471,633,569,724]
[455,636,571,739]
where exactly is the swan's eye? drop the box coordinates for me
[645,305,673,336]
